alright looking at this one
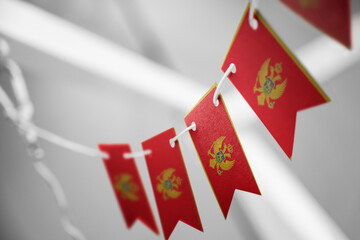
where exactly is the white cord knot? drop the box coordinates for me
[18,121,38,144]
[0,39,87,240]
[27,142,45,159]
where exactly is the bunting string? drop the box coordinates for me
[0,39,87,240]
[169,121,196,147]
[213,63,236,107]
[0,33,257,239]
[0,38,231,239]
[123,149,151,159]
[249,0,259,30]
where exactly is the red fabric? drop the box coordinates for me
[280,0,351,48]
[184,85,260,218]
[222,7,330,159]
[99,144,158,235]
[142,128,203,240]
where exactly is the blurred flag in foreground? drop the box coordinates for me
[280,0,351,48]
[99,144,158,234]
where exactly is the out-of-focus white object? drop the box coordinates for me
[0,0,205,113]
[296,14,360,84]
[0,38,87,240]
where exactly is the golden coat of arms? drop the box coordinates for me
[156,168,182,200]
[299,0,319,8]
[114,173,140,201]
[208,136,235,176]
[253,58,287,109]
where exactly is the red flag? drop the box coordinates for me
[99,144,159,234]
[222,6,330,159]
[142,128,203,240]
[280,0,351,48]
[184,84,260,218]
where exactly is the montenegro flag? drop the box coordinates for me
[280,0,351,48]
[185,84,260,218]
[142,128,203,240]
[222,6,330,159]
[99,144,159,235]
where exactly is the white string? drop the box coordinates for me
[0,69,108,158]
[0,39,88,240]
[0,87,107,159]
[0,83,18,120]
[213,63,236,107]
[33,160,86,240]
[5,59,34,120]
[5,58,38,143]
[123,149,152,159]
[249,0,259,30]
[35,125,109,159]
[169,122,196,148]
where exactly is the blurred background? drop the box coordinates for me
[0,0,359,239]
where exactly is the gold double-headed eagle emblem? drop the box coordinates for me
[208,136,235,176]
[114,173,140,201]
[299,0,319,8]
[253,58,287,109]
[156,168,182,200]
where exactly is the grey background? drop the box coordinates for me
[0,0,359,239]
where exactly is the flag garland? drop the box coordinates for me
[0,1,347,239]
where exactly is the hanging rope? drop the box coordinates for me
[0,39,88,240]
